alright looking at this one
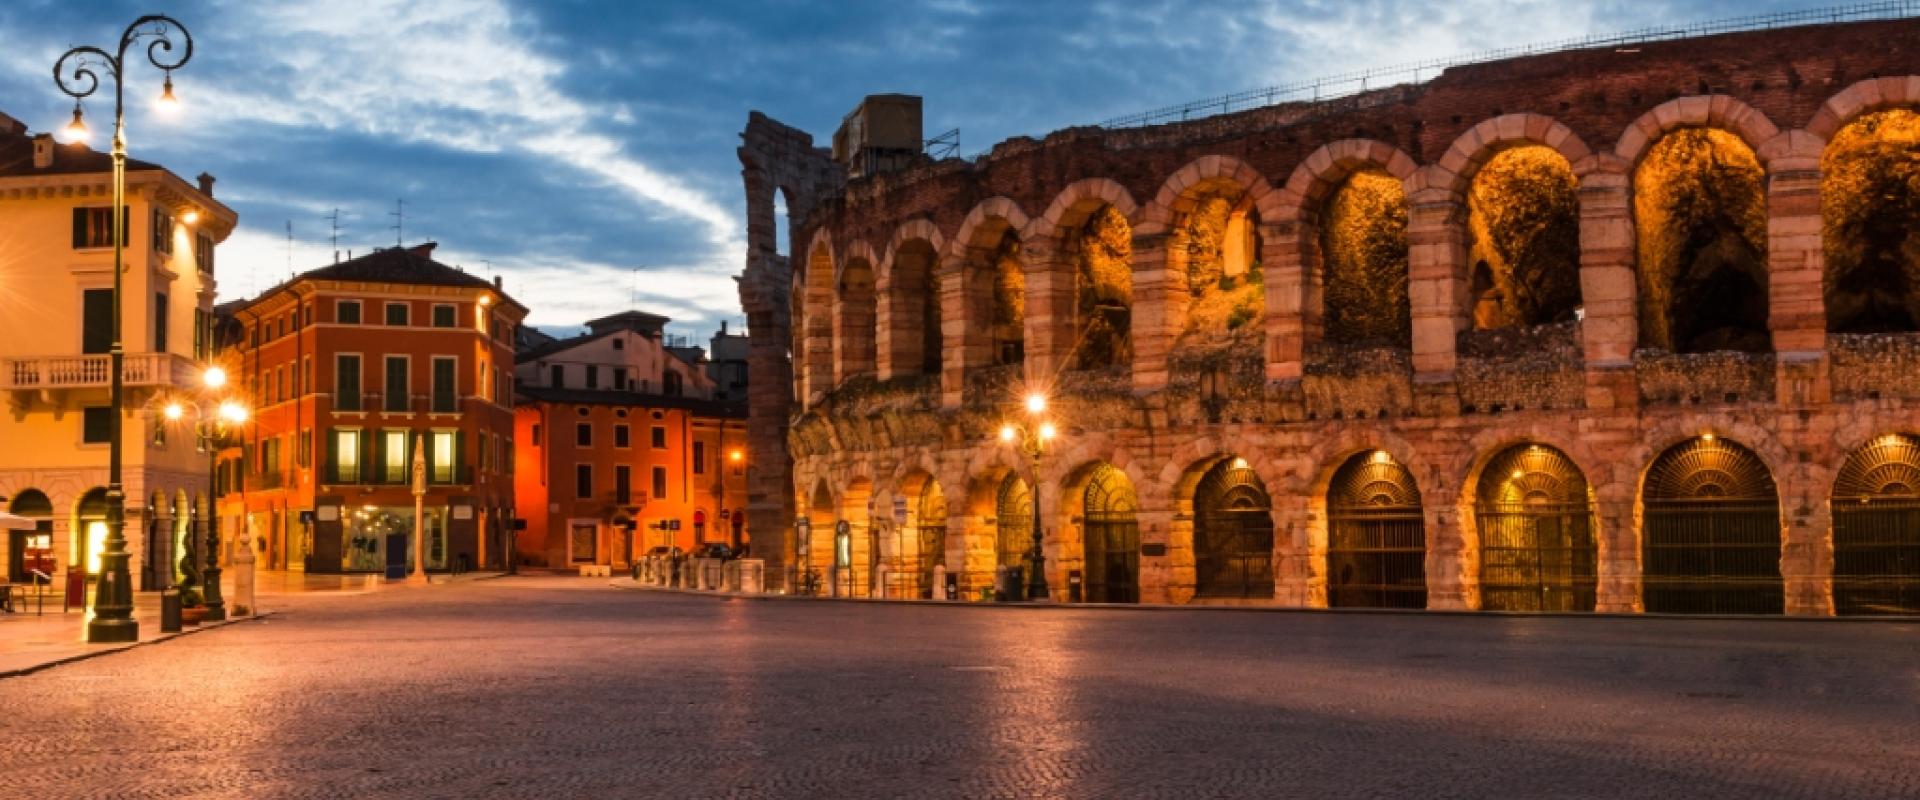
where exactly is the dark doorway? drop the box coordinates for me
[1475,445,1597,611]
[1192,458,1273,599]
[1327,452,1427,609]
[1082,464,1139,603]
[1641,437,1783,614]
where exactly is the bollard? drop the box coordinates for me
[160,589,182,633]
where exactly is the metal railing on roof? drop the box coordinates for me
[955,1,1919,161]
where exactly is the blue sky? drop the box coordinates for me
[0,0,1813,339]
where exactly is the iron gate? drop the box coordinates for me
[1327,453,1427,609]
[1641,438,1782,615]
[996,475,1032,569]
[1831,434,1920,615]
[1082,464,1139,604]
[916,481,949,595]
[1193,459,1273,598]
[1475,445,1597,612]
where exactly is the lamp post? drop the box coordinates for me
[999,393,1057,601]
[54,15,193,643]
[163,368,246,621]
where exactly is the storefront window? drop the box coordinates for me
[340,505,448,572]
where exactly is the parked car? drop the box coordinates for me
[688,543,733,560]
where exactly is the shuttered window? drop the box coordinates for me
[81,289,113,354]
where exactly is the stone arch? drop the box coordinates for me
[833,241,878,385]
[878,220,947,380]
[1613,95,1782,169]
[1275,139,1419,352]
[1820,97,1920,334]
[1434,115,1590,332]
[1807,76,1920,142]
[952,198,1033,374]
[1027,177,1141,242]
[1183,453,1276,601]
[833,475,876,597]
[1466,441,1599,612]
[1828,431,1920,615]
[1630,125,1770,353]
[1636,433,1785,614]
[1060,459,1142,603]
[801,478,836,587]
[1024,179,1140,377]
[1140,156,1278,393]
[1323,449,1429,609]
[798,236,836,404]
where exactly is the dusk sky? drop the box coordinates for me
[0,0,1810,340]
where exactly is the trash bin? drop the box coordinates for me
[160,589,182,633]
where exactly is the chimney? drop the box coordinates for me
[492,275,503,289]
[196,172,216,197]
[719,320,728,335]
[31,134,54,169]
[407,241,437,258]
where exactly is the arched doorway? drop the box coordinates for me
[75,488,112,578]
[1831,433,1920,615]
[914,480,948,597]
[1192,458,1273,599]
[1475,444,1596,611]
[1082,464,1139,603]
[1641,436,1783,614]
[7,490,54,583]
[995,474,1032,571]
[1327,451,1427,609]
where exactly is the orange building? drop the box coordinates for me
[513,311,748,569]
[215,243,527,575]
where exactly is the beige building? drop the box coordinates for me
[0,110,236,595]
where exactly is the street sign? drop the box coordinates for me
[891,495,907,526]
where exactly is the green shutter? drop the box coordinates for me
[325,429,339,483]
[72,207,87,248]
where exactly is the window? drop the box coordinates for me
[381,429,409,484]
[81,289,112,354]
[193,308,209,360]
[384,356,410,412]
[651,426,667,449]
[651,466,667,499]
[336,354,362,411]
[664,371,683,397]
[431,357,456,413]
[431,430,456,483]
[576,464,593,499]
[297,428,311,467]
[432,304,456,328]
[478,431,491,472]
[614,368,629,391]
[194,233,214,273]
[261,437,281,476]
[585,365,599,390]
[151,209,174,254]
[479,360,491,401]
[153,293,169,352]
[614,424,630,449]
[549,364,564,388]
[336,300,362,325]
[612,337,624,351]
[385,302,409,326]
[615,465,632,505]
[82,407,112,444]
[330,428,362,483]
[693,441,706,475]
[531,423,542,446]
[576,422,592,447]
[72,207,126,249]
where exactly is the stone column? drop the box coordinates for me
[1425,497,1472,611]
[1781,477,1836,616]
[940,254,977,409]
[1023,238,1075,385]
[1136,495,1177,604]
[1263,221,1309,382]
[740,273,795,590]
[1406,193,1466,416]
[1764,133,1830,407]
[1592,495,1640,613]
[1130,232,1178,393]
[1574,158,1640,412]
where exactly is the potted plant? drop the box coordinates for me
[179,587,208,626]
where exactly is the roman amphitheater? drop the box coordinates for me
[734,11,1920,615]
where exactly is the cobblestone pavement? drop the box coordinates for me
[3,577,1918,799]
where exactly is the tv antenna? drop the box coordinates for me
[389,198,407,247]
[284,220,294,276]
[326,208,344,263]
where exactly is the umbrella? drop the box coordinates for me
[0,511,36,531]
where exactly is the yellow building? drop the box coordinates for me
[0,110,236,597]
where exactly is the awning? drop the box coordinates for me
[0,512,37,531]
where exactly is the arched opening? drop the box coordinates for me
[837,478,873,598]
[991,229,1025,366]
[886,238,943,378]
[1823,109,1920,334]
[1070,205,1132,371]
[1080,463,1140,603]
[773,189,792,262]
[802,481,835,592]
[1466,146,1582,329]
[1831,433,1920,615]
[1633,128,1769,353]
[1327,451,1426,608]
[801,243,835,402]
[1177,190,1265,342]
[7,489,55,583]
[1320,170,1411,348]
[1191,457,1273,599]
[74,487,111,578]
[1641,436,1783,614]
[1474,444,1596,611]
[910,476,949,597]
[836,258,877,383]
[995,473,1032,571]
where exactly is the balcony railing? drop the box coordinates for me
[1,352,192,391]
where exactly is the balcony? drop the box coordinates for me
[2,352,194,392]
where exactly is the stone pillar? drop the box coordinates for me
[1592,496,1640,613]
[1271,501,1316,606]
[950,510,992,599]
[1782,481,1836,616]
[1023,238,1075,385]
[1406,193,1466,416]
[1426,501,1473,611]
[740,274,795,590]
[941,254,977,409]
[1764,133,1830,407]
[1136,496,1177,604]
[1130,232,1178,393]
[1574,158,1640,412]
[1263,221,1309,382]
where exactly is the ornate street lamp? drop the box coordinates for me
[999,392,1057,601]
[163,367,246,622]
[54,15,194,643]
